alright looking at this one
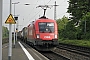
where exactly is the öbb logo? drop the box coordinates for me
[44,36,50,38]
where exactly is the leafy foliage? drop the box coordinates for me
[57,17,77,40]
[56,16,68,31]
[67,0,90,23]
[79,12,90,39]
[66,0,90,40]
[2,26,9,38]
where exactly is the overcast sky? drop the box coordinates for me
[3,0,69,31]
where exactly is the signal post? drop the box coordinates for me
[5,14,16,60]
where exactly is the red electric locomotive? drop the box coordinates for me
[27,16,58,51]
[21,5,59,51]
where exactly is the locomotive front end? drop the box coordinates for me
[35,19,59,47]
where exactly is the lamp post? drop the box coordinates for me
[0,0,2,60]
[12,2,19,48]
[8,0,12,60]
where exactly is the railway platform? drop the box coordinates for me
[2,41,49,60]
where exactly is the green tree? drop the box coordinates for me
[56,16,68,30]
[65,21,77,39]
[67,0,90,40]
[67,0,90,24]
[79,12,90,39]
[57,16,77,39]
[2,26,9,38]
[56,16,69,39]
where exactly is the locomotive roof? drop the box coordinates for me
[36,18,55,22]
[28,17,56,26]
[33,18,56,25]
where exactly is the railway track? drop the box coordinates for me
[41,51,70,60]
[26,41,90,60]
[58,43,90,57]
[22,39,90,60]
[26,41,69,60]
[51,43,90,60]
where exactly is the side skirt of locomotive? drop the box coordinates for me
[27,38,59,51]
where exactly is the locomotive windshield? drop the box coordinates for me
[39,22,54,33]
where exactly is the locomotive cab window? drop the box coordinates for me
[39,22,54,33]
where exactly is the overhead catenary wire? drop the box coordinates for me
[21,0,41,28]
[22,0,67,30]
[27,0,52,21]
[47,0,51,4]
[21,0,51,26]
[25,0,39,19]
[28,0,52,19]
[23,0,52,27]
[55,0,69,19]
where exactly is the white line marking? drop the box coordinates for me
[31,49,49,60]
[18,42,34,60]
[30,50,42,60]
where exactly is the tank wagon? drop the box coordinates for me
[21,27,27,42]
[17,31,22,39]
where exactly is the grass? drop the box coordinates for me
[58,39,90,48]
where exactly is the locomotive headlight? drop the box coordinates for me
[55,34,57,38]
[37,34,40,38]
